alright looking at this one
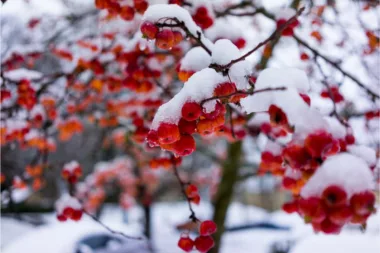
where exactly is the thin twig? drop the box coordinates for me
[170,155,199,222]
[83,210,143,240]
[294,34,379,99]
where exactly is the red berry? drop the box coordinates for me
[173,31,184,45]
[300,52,310,61]
[173,134,196,156]
[155,29,175,50]
[186,184,199,198]
[178,236,194,252]
[120,5,135,21]
[320,218,342,234]
[345,134,355,145]
[71,209,83,221]
[299,197,327,223]
[299,93,311,106]
[141,21,158,39]
[322,185,347,208]
[305,130,338,158]
[199,220,217,236]
[329,206,353,226]
[282,144,311,170]
[134,0,148,14]
[57,214,67,222]
[213,82,237,97]
[146,130,159,147]
[350,191,376,216]
[157,123,180,144]
[178,118,197,135]
[63,207,74,218]
[194,236,215,253]
[282,201,298,214]
[182,102,202,121]
[282,177,297,190]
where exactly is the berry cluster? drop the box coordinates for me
[320,86,345,103]
[17,79,36,110]
[276,18,299,36]
[185,184,201,205]
[141,21,184,50]
[284,186,376,233]
[178,220,217,252]
[56,195,83,222]
[95,0,148,21]
[61,161,82,184]
[192,6,214,30]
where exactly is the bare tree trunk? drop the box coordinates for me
[210,141,242,253]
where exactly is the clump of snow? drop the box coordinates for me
[301,153,375,199]
[347,145,376,167]
[55,194,82,215]
[264,140,283,155]
[151,68,226,129]
[3,68,43,81]
[142,4,213,50]
[180,47,211,71]
[229,60,253,90]
[205,19,242,41]
[247,113,269,126]
[325,117,346,139]
[211,39,240,65]
[30,105,46,119]
[275,8,297,20]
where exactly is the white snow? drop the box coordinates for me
[180,47,211,71]
[347,145,377,167]
[3,68,43,81]
[151,68,226,129]
[211,39,240,65]
[301,153,375,199]
[55,194,82,215]
[290,234,380,253]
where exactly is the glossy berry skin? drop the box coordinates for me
[199,220,217,236]
[282,144,311,170]
[320,218,342,234]
[322,185,347,208]
[57,214,67,222]
[282,201,298,214]
[320,86,344,103]
[146,130,159,147]
[178,236,194,252]
[213,82,237,97]
[185,184,199,198]
[350,191,376,216]
[173,31,184,45]
[173,134,196,156]
[269,105,288,127]
[155,29,175,50]
[329,206,353,226]
[141,21,158,39]
[71,209,83,221]
[178,118,197,135]
[194,236,215,253]
[305,131,339,159]
[299,197,327,223]
[157,123,180,144]
[182,102,202,121]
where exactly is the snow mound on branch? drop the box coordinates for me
[301,153,374,199]
[142,4,213,49]
[247,113,269,126]
[180,47,211,71]
[264,140,283,155]
[275,8,296,20]
[325,117,346,139]
[55,194,82,214]
[4,68,43,81]
[211,39,240,65]
[240,68,328,136]
[151,68,226,129]
[205,19,242,41]
[347,145,376,167]
[229,60,253,90]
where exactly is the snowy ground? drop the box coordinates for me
[1,202,380,253]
